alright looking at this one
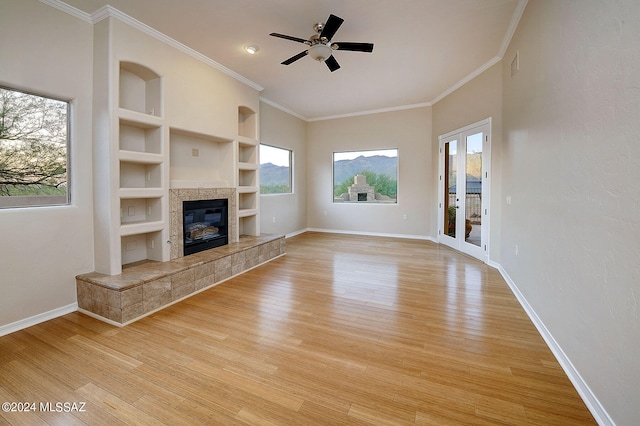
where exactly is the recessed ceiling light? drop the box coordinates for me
[244,45,259,55]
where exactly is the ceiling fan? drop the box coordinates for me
[269,14,374,72]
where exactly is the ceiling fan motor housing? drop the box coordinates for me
[270,14,373,72]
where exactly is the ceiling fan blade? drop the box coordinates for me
[270,33,308,44]
[281,50,308,65]
[333,42,374,53]
[325,55,340,72]
[319,14,344,40]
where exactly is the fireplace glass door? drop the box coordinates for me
[183,199,228,255]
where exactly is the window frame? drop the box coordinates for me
[332,148,399,204]
[259,143,293,195]
[0,85,71,209]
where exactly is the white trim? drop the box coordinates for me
[437,119,491,263]
[431,56,502,105]
[260,97,307,121]
[498,0,529,58]
[285,228,308,239]
[40,3,264,92]
[308,102,433,122]
[306,227,437,243]
[39,0,92,23]
[438,117,491,141]
[42,1,528,121]
[494,262,615,426]
[0,303,78,337]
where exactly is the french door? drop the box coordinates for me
[438,119,490,262]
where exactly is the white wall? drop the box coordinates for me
[432,63,504,262]
[306,107,432,238]
[259,102,308,236]
[501,1,640,423]
[0,0,94,328]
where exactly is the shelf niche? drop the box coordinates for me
[121,231,164,267]
[120,198,162,225]
[169,128,234,188]
[119,119,162,154]
[239,192,257,211]
[238,106,257,139]
[120,161,162,188]
[119,61,162,116]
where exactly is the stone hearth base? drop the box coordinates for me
[76,234,285,326]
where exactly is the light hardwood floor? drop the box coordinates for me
[0,232,595,425]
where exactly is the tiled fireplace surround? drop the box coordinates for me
[76,188,285,325]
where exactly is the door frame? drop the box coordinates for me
[437,118,491,263]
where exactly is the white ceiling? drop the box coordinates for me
[59,0,525,120]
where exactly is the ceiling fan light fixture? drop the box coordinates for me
[308,43,332,62]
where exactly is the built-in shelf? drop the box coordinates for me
[119,62,162,117]
[239,191,257,210]
[238,208,258,218]
[238,162,258,171]
[120,197,162,225]
[118,108,164,127]
[121,230,164,267]
[119,118,162,154]
[237,185,258,193]
[120,161,163,188]
[120,220,165,236]
[119,150,163,164]
[238,169,257,188]
[169,128,234,185]
[119,188,165,199]
[238,107,257,139]
[238,215,258,237]
[236,106,259,237]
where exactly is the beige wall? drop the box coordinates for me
[0,0,94,327]
[307,107,433,237]
[501,1,640,423]
[259,102,308,235]
[432,62,504,261]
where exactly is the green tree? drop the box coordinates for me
[0,88,68,196]
[333,170,397,198]
[260,184,291,194]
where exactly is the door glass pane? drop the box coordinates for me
[465,132,483,246]
[444,140,457,237]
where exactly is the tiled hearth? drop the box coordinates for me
[76,234,285,326]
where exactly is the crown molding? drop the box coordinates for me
[39,0,92,23]
[40,2,263,92]
[308,102,433,122]
[259,97,308,121]
[42,0,528,120]
[499,0,528,58]
[430,55,502,105]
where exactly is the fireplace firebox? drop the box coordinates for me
[183,199,228,256]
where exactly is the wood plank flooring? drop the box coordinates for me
[0,232,595,425]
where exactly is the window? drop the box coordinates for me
[333,149,398,203]
[260,144,292,194]
[0,86,70,208]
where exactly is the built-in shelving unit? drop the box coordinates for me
[114,61,168,270]
[93,54,262,275]
[237,107,260,236]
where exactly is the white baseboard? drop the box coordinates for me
[306,227,437,243]
[285,228,308,239]
[494,263,614,426]
[0,303,78,337]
